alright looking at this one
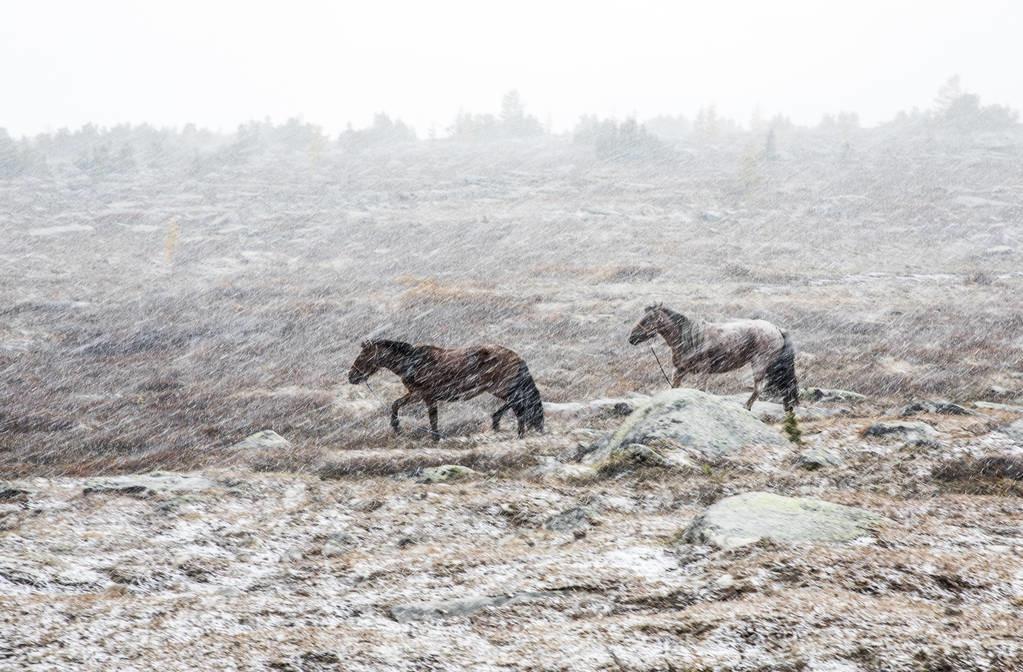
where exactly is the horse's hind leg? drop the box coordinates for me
[427,401,440,441]
[491,401,512,432]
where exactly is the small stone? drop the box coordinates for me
[322,532,354,558]
[544,507,594,532]
[714,574,736,590]
[417,464,480,483]
[862,421,939,445]
[797,447,843,470]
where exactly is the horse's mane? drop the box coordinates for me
[365,339,416,358]
[660,306,704,353]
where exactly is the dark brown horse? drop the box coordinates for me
[348,339,544,440]
[629,304,798,411]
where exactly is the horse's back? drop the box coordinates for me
[413,343,525,400]
[689,318,786,373]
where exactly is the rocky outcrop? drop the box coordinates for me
[681,491,885,549]
[584,389,787,466]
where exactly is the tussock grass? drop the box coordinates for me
[933,455,1023,496]
[318,446,536,480]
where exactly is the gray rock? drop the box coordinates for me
[681,491,885,550]
[862,421,939,445]
[586,389,787,464]
[230,429,291,451]
[974,401,1023,413]
[0,485,30,500]
[530,459,599,483]
[801,388,867,403]
[900,401,972,416]
[417,464,480,484]
[390,591,551,623]
[82,472,219,496]
[797,447,843,470]
[321,532,355,558]
[999,420,1023,443]
[543,507,594,532]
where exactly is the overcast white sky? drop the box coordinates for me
[1,0,1019,137]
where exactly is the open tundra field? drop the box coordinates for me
[3,135,1023,670]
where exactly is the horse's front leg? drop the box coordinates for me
[426,401,440,441]
[745,378,761,410]
[391,392,416,435]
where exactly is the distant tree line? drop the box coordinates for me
[0,79,1018,179]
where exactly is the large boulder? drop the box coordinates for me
[585,389,787,465]
[681,491,885,550]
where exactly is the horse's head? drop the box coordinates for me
[628,303,667,345]
[348,340,381,384]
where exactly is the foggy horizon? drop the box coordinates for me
[3,0,1021,137]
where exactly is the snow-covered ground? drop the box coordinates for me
[2,135,1023,669]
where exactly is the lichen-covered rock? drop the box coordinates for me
[681,491,885,549]
[417,464,480,484]
[863,421,939,445]
[586,389,787,464]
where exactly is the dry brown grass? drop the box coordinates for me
[932,455,1023,496]
[317,445,536,479]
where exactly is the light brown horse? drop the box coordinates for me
[348,339,544,440]
[628,304,798,411]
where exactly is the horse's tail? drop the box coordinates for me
[764,332,799,412]
[511,361,545,433]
